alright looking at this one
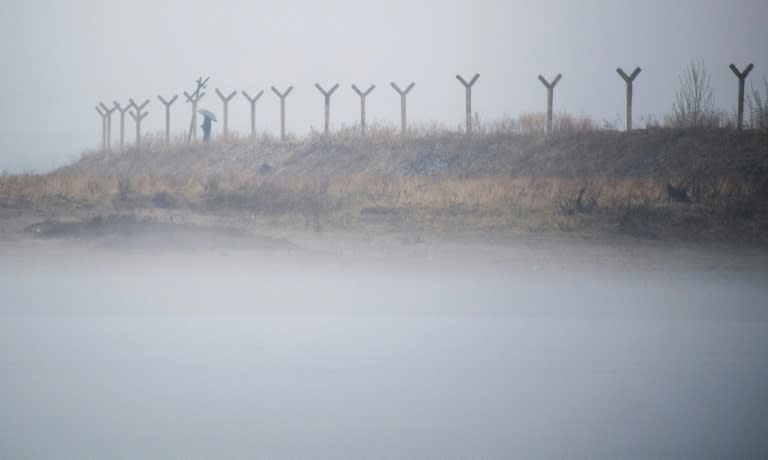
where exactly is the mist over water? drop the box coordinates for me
[2,252,767,459]
[2,0,767,457]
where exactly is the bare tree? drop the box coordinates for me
[666,61,720,128]
[747,79,768,130]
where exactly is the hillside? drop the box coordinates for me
[60,128,767,180]
[3,128,768,242]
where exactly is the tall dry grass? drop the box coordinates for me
[113,111,604,153]
[748,78,768,130]
[2,164,764,241]
[3,170,758,224]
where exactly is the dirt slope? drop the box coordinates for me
[57,128,768,182]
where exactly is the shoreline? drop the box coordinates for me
[2,212,767,274]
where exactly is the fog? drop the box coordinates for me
[2,0,767,172]
[2,244,767,458]
[3,1,768,456]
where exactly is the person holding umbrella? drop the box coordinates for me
[198,109,217,142]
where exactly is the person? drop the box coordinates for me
[201,113,213,142]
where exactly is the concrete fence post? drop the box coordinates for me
[128,98,149,153]
[537,74,562,135]
[95,106,107,151]
[215,89,237,137]
[351,84,375,136]
[185,77,209,143]
[616,67,641,131]
[314,83,339,136]
[113,101,131,153]
[99,102,117,152]
[456,73,480,135]
[241,90,264,141]
[391,82,415,137]
[157,94,178,145]
[271,86,294,141]
[729,63,754,130]
[183,91,206,143]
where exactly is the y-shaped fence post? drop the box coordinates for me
[129,99,149,153]
[314,83,339,136]
[729,63,754,130]
[99,102,117,152]
[391,82,415,137]
[456,73,480,135]
[114,101,131,153]
[95,106,107,151]
[537,74,562,135]
[616,67,641,131]
[185,77,209,143]
[183,91,206,143]
[351,84,375,136]
[215,89,237,138]
[242,90,264,141]
[271,86,294,141]
[157,94,178,145]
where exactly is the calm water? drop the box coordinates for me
[1,258,767,459]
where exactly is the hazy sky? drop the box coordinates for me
[1,0,766,172]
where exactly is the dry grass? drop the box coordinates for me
[2,125,766,241]
[0,173,117,204]
[3,170,764,240]
[748,78,768,130]
[107,112,603,154]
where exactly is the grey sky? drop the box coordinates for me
[1,0,766,172]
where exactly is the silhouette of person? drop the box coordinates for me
[201,115,213,142]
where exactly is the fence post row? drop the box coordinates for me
[271,86,294,141]
[456,73,480,135]
[242,90,264,141]
[215,89,237,137]
[351,84,375,136]
[128,98,149,153]
[157,95,178,145]
[729,63,754,130]
[314,83,339,136]
[537,74,562,135]
[616,67,641,131]
[391,82,415,137]
[97,61,765,147]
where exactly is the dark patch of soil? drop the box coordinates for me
[23,215,295,250]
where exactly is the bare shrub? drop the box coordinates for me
[485,116,519,136]
[665,61,722,128]
[517,113,548,135]
[748,79,768,130]
[507,113,600,135]
[556,181,597,215]
[554,113,600,133]
[666,183,691,203]
[640,114,662,129]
